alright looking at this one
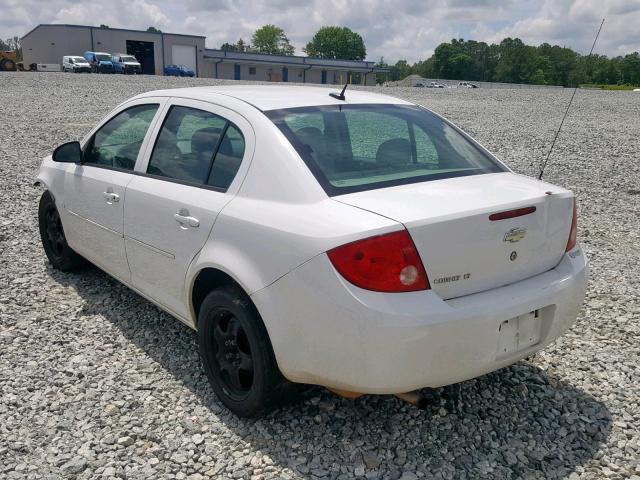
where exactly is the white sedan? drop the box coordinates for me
[37,85,588,417]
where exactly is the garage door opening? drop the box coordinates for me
[126,40,155,75]
[171,45,197,75]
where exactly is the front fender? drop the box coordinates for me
[35,155,67,204]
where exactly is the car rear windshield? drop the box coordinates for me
[266,104,505,195]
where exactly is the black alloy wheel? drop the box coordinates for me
[43,203,65,258]
[211,309,254,399]
[198,286,298,417]
[38,191,86,271]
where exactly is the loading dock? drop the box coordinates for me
[126,40,155,75]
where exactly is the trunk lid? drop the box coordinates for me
[334,172,574,299]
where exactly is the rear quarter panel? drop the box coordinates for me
[186,197,400,320]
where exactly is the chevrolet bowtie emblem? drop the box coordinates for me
[503,227,526,243]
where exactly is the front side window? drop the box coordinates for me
[147,105,245,189]
[267,104,504,195]
[84,104,158,170]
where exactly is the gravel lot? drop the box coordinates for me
[1,73,638,480]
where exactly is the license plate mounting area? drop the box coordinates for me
[496,310,541,359]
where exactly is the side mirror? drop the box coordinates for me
[52,141,82,163]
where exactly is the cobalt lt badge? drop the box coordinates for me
[510,251,518,261]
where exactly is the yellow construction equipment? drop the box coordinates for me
[0,51,18,71]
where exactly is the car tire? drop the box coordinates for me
[198,285,296,417]
[38,191,86,271]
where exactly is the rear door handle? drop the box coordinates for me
[174,212,200,228]
[103,192,120,203]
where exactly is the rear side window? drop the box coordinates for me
[84,104,158,170]
[147,105,245,189]
[208,124,245,189]
[268,104,504,195]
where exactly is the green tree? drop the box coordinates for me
[0,36,22,60]
[494,38,538,84]
[146,26,162,33]
[398,60,413,78]
[220,38,250,52]
[414,57,435,78]
[432,42,459,78]
[388,59,413,81]
[375,56,388,84]
[529,69,546,84]
[538,43,578,86]
[621,52,640,84]
[430,39,492,80]
[381,37,637,88]
[304,26,366,60]
[236,38,249,52]
[251,25,294,55]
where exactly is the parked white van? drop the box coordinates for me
[62,56,91,73]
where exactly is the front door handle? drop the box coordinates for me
[174,211,200,228]
[103,192,120,203]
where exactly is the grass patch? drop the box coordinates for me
[580,84,640,91]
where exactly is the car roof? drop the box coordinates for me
[134,85,413,111]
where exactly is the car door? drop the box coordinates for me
[124,98,254,320]
[63,99,164,282]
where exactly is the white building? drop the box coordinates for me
[202,49,384,85]
[21,24,387,84]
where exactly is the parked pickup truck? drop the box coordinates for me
[83,51,114,73]
[112,54,142,74]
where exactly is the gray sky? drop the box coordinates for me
[3,0,639,62]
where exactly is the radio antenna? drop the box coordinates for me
[538,18,605,180]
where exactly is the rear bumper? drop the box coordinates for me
[252,246,588,394]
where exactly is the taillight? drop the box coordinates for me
[566,199,578,252]
[327,230,430,292]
